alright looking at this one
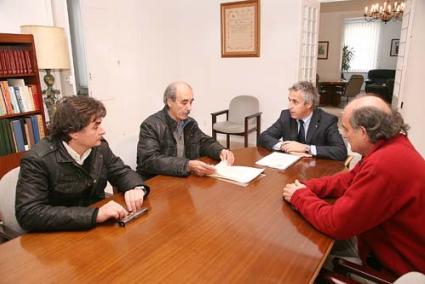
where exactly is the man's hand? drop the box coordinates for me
[220,149,235,165]
[188,160,216,176]
[281,141,309,154]
[96,200,128,223]
[124,189,145,213]
[282,180,306,203]
[288,151,312,158]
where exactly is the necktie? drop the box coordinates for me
[298,120,306,144]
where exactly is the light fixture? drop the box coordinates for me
[20,25,71,121]
[364,1,405,23]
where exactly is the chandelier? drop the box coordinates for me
[364,1,405,23]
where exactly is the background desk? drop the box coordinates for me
[0,147,345,283]
[319,81,347,106]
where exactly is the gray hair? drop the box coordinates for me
[350,107,409,143]
[163,81,192,105]
[288,81,320,107]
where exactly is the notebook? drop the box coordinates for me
[209,161,264,184]
[255,152,301,170]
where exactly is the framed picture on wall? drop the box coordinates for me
[221,0,260,57]
[318,41,329,60]
[390,39,400,56]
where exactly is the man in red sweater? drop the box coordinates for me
[282,95,425,277]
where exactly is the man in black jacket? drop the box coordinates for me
[16,96,149,232]
[137,81,234,180]
[259,81,347,161]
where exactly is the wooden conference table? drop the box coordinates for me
[0,147,345,283]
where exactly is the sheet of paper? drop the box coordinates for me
[209,161,264,184]
[255,152,301,170]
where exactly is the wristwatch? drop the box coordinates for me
[305,145,311,154]
[134,185,148,195]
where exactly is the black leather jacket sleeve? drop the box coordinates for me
[16,155,98,231]
[138,121,191,177]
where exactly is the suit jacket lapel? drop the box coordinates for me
[306,109,320,143]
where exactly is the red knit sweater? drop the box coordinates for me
[291,134,425,276]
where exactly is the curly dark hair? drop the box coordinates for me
[50,96,106,142]
[350,106,409,143]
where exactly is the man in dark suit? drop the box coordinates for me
[259,81,347,160]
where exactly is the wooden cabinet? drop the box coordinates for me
[0,33,47,179]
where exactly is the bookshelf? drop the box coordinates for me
[0,33,47,179]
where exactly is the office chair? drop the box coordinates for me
[338,75,364,102]
[211,95,262,148]
[317,257,425,284]
[109,132,139,170]
[0,167,26,240]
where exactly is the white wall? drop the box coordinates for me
[317,10,352,81]
[400,0,425,156]
[376,21,401,69]
[80,0,303,145]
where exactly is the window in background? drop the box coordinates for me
[67,0,88,96]
[343,19,381,72]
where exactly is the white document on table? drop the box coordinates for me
[209,161,264,184]
[255,152,301,170]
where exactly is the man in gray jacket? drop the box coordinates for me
[16,96,149,232]
[137,81,234,180]
[259,81,347,160]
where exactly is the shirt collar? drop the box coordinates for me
[300,111,313,125]
[62,141,92,165]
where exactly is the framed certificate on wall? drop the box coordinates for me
[221,0,260,57]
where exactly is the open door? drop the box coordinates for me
[298,0,320,84]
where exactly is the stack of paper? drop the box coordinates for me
[209,161,264,184]
[255,152,301,170]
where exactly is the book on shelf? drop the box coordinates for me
[24,49,33,73]
[255,152,301,170]
[0,119,10,155]
[36,114,45,138]
[12,86,25,112]
[0,81,14,114]
[8,86,21,113]
[10,119,26,152]
[0,86,7,115]
[209,161,265,185]
[8,79,35,112]
[30,115,41,144]
[24,117,35,148]
[0,46,34,76]
[0,115,45,155]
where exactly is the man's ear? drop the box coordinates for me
[305,101,313,110]
[359,126,369,140]
[68,132,78,141]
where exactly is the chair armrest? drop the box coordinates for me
[317,268,359,284]
[0,223,21,241]
[211,109,229,124]
[244,112,262,129]
[245,112,262,121]
[344,155,354,169]
[333,257,396,284]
